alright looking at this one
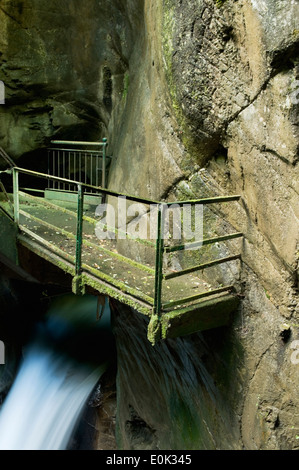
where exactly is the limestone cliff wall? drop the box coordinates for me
[0,0,298,450]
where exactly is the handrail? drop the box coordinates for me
[167,195,241,206]
[51,139,107,147]
[163,254,242,280]
[0,147,16,168]
[165,232,243,253]
[8,165,243,314]
[11,165,241,207]
[13,166,160,205]
[49,148,112,155]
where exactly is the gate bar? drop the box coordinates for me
[12,168,19,224]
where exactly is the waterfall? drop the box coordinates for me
[0,293,114,450]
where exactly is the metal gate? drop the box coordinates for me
[47,138,110,194]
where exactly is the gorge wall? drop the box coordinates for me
[0,0,298,450]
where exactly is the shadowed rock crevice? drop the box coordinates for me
[125,405,158,450]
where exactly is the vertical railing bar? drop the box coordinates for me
[153,204,165,317]
[71,151,73,188]
[85,152,87,185]
[12,168,19,225]
[47,149,50,189]
[90,152,93,189]
[75,184,84,277]
[68,151,70,191]
[79,152,82,188]
[58,150,60,190]
[96,152,99,188]
[74,152,76,189]
[153,208,160,314]
[72,152,77,190]
[52,150,55,189]
[63,151,65,191]
[102,138,107,189]
[69,151,71,190]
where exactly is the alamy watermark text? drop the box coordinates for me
[95,199,203,247]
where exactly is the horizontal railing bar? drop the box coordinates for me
[167,195,241,206]
[165,232,243,253]
[14,167,161,205]
[18,226,76,265]
[45,188,101,197]
[17,234,77,280]
[162,285,234,309]
[13,167,241,208]
[18,228,154,306]
[82,263,155,306]
[20,187,45,194]
[20,209,77,241]
[94,221,156,248]
[45,189,101,197]
[82,239,155,275]
[49,148,112,156]
[20,190,99,217]
[19,190,80,212]
[19,208,155,275]
[51,140,107,147]
[164,254,241,280]
[19,190,156,248]
[20,191,241,252]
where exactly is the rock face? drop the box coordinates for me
[111,299,244,450]
[0,0,299,450]
[0,0,143,164]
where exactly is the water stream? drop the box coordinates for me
[0,293,114,450]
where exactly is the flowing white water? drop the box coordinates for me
[0,294,113,450]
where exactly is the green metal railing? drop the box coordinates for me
[3,165,243,315]
[152,200,242,318]
[48,138,110,192]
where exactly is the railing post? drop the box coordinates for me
[149,204,165,345]
[12,168,19,224]
[101,138,107,189]
[72,183,85,295]
[154,205,164,316]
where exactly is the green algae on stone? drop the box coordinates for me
[147,314,162,345]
